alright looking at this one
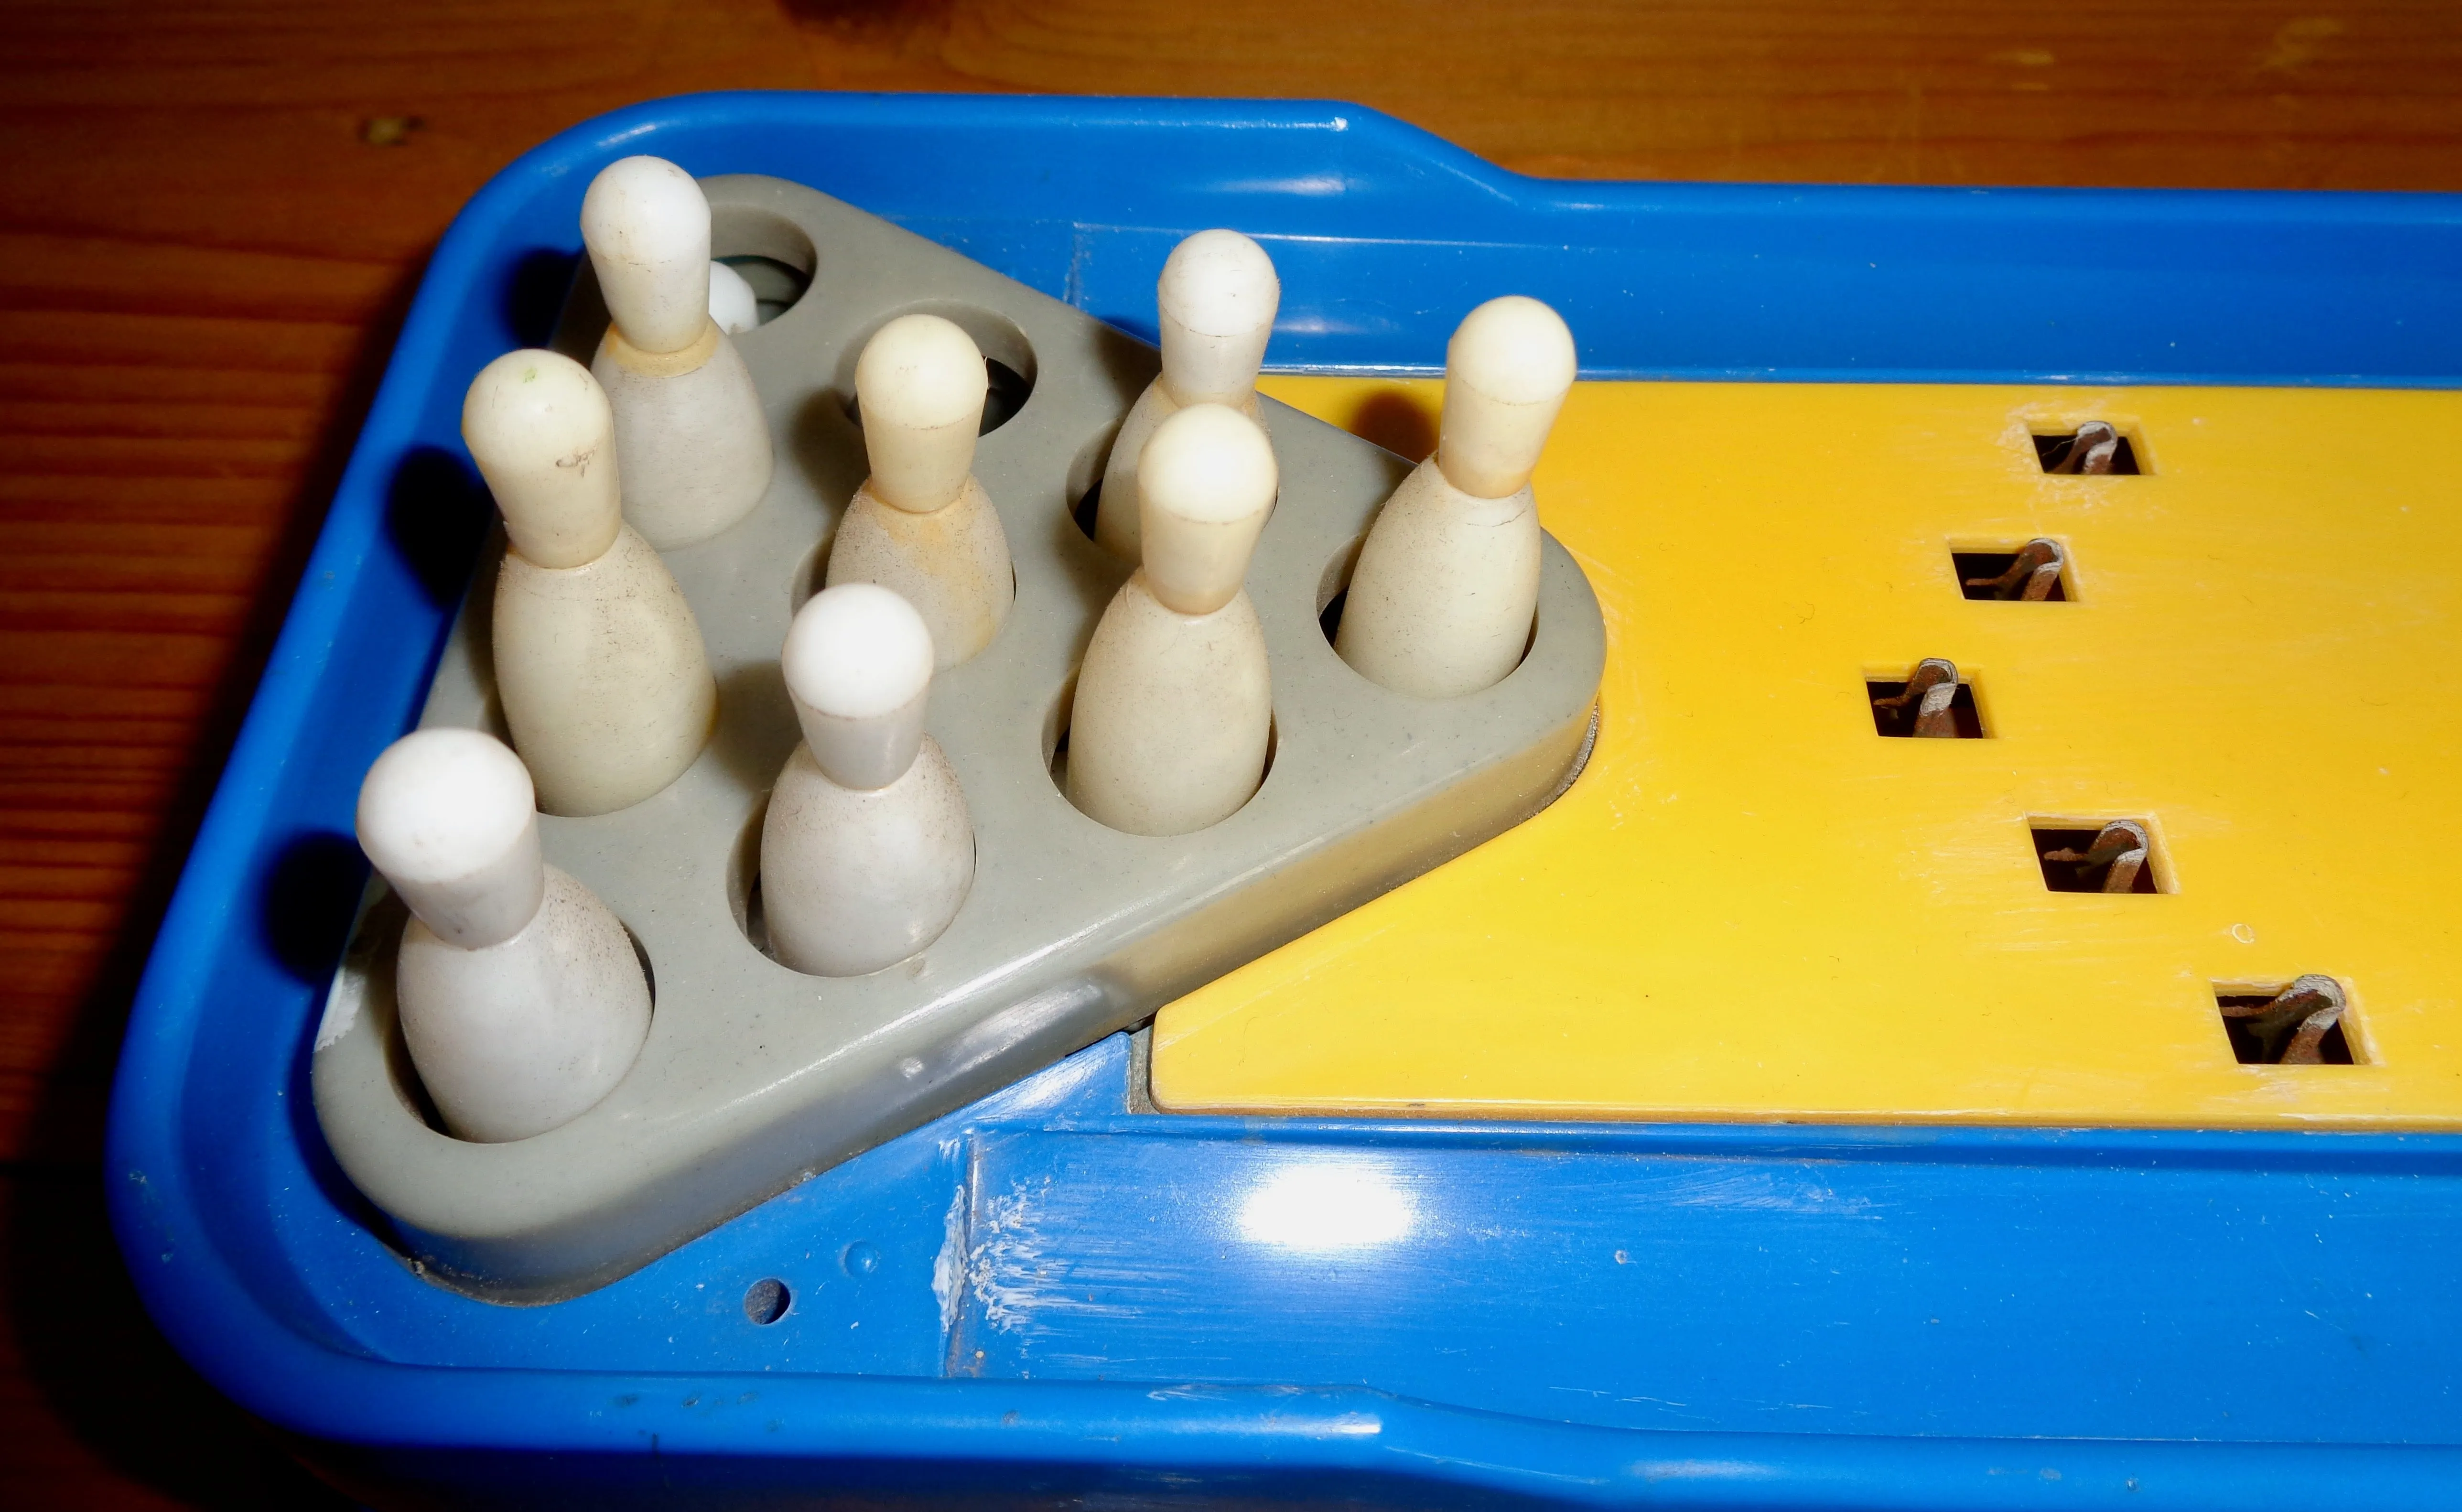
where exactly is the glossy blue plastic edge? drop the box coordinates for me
[104,91,2462,1508]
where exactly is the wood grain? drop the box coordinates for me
[0,1,814,1503]
[789,0,2462,188]
[1,0,2458,1504]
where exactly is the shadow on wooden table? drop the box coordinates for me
[0,261,447,1512]
[3,1172,360,1510]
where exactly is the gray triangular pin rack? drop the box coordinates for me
[313,175,1606,1301]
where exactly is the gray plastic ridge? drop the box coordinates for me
[311,174,1607,1302]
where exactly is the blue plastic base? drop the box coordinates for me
[107,92,2462,1509]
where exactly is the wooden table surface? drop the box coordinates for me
[3,1,2457,1503]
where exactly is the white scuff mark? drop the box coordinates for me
[314,969,366,1051]
[960,1176,1145,1355]
[1657,1167,1878,1218]
[931,1183,967,1338]
[1457,1224,1533,1243]
[1631,1458,1782,1483]
[1211,175,1348,197]
[968,1177,1056,1340]
[1063,226,1095,309]
[1147,1383,1302,1403]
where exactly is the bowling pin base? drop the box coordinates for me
[311,172,1604,1302]
[394,864,652,1144]
[1066,576,1271,837]
[594,321,774,550]
[824,476,1015,669]
[760,737,975,977]
[494,524,719,817]
[1336,456,1543,700]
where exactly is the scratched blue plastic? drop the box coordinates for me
[107,92,2462,1509]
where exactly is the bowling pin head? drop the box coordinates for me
[1435,295,1577,500]
[781,584,936,790]
[357,729,546,950]
[854,314,987,513]
[582,155,713,356]
[707,259,759,336]
[1138,403,1277,616]
[462,350,622,570]
[1157,229,1279,408]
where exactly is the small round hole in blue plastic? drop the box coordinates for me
[742,1277,790,1325]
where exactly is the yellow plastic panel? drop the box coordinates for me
[1152,378,2462,1128]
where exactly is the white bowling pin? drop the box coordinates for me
[356,728,651,1144]
[464,349,717,817]
[824,314,1015,669]
[707,259,759,336]
[1094,229,1279,561]
[1067,403,1274,836]
[583,155,773,548]
[1335,295,1575,699]
[761,584,975,976]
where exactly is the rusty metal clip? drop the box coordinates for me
[2041,819,2150,893]
[1871,658,1962,737]
[2047,421,2122,476]
[1963,538,2065,601]
[2220,975,2349,1065]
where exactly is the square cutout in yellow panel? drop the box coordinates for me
[1151,378,2462,1129]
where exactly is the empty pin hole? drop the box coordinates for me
[2215,977,2357,1065]
[1043,674,1077,789]
[1868,661,1985,738]
[743,1277,791,1324]
[2030,820,2163,894]
[1064,418,1127,544]
[1954,540,2070,602]
[1311,533,1538,673]
[726,799,778,964]
[716,257,810,327]
[980,358,1033,433]
[1316,534,1365,645]
[1046,674,1278,832]
[1071,477,1104,542]
[2032,423,2141,475]
[710,205,817,326]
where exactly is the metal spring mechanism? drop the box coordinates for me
[1870,657,1963,738]
[1963,538,2066,602]
[2045,421,2122,475]
[2221,975,2350,1066]
[2041,819,2152,893]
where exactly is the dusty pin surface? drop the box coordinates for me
[761,584,975,977]
[825,313,1015,668]
[354,729,651,1144]
[1069,402,1277,836]
[1096,229,1280,560]
[464,349,717,817]
[582,155,773,548]
[1337,295,1574,698]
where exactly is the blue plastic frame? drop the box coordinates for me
[107,92,2462,1509]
